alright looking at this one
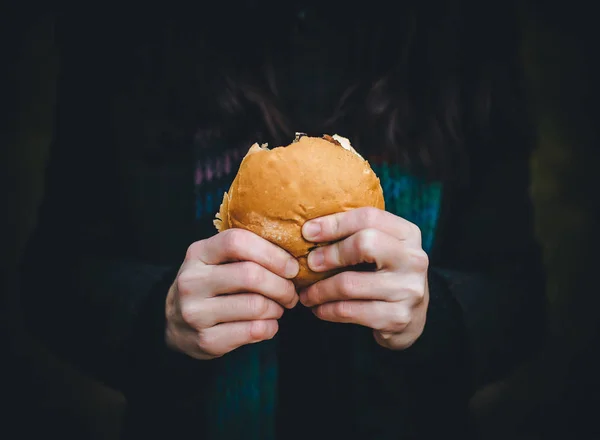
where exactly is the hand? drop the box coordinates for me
[165,229,299,360]
[298,207,429,350]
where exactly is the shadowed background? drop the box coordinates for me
[1,3,598,439]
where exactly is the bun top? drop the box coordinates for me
[214,133,385,289]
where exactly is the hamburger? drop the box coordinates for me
[214,133,385,289]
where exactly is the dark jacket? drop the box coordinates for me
[19,7,546,440]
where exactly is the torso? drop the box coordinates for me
[104,7,446,437]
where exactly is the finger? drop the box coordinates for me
[299,271,416,306]
[302,207,421,246]
[312,300,411,333]
[307,229,427,272]
[186,228,300,279]
[196,319,279,358]
[181,294,284,328]
[178,261,298,308]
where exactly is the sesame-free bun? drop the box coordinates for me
[214,133,385,289]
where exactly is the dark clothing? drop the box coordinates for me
[19,6,545,440]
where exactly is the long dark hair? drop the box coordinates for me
[110,0,532,182]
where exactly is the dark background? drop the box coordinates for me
[1,3,599,439]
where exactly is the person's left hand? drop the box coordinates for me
[298,207,429,350]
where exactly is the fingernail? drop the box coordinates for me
[307,248,324,269]
[285,259,300,278]
[302,221,321,240]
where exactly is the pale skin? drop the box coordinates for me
[165,207,429,359]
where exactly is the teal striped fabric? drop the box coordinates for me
[194,157,444,439]
[371,163,443,254]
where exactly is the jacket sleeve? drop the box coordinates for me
[363,146,547,440]
[379,0,546,398]
[17,18,204,397]
[382,143,546,387]
[422,145,547,389]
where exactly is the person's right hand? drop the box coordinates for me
[165,228,300,360]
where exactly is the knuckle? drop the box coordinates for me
[362,207,381,227]
[409,249,429,272]
[408,222,422,239]
[334,301,354,319]
[176,273,195,297]
[392,306,412,328]
[264,251,287,276]
[355,229,379,260]
[338,273,361,298]
[222,228,246,252]
[176,267,206,297]
[323,215,340,236]
[185,240,204,260]
[240,262,264,287]
[249,320,274,341]
[411,284,426,302]
[179,301,198,326]
[196,330,224,357]
[247,294,270,316]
